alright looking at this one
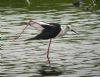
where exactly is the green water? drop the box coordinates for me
[0,0,100,77]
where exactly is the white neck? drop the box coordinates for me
[57,26,68,37]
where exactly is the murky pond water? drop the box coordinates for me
[0,2,100,77]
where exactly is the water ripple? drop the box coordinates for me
[0,3,100,77]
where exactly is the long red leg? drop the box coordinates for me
[13,20,35,41]
[47,39,52,65]
[13,23,29,41]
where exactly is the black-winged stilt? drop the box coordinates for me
[14,19,77,65]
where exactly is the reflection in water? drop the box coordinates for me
[0,2,100,77]
[39,65,63,76]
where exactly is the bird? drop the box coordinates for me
[14,19,77,65]
[25,20,77,40]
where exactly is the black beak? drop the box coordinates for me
[71,29,78,34]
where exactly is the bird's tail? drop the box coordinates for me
[24,36,50,41]
[24,37,43,41]
[24,37,37,41]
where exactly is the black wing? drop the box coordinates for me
[25,23,61,40]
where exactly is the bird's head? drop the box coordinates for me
[66,25,77,34]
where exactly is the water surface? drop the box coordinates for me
[0,2,100,77]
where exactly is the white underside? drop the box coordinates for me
[30,20,51,31]
[57,26,68,37]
